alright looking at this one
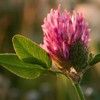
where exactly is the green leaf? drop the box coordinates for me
[89,54,100,66]
[0,53,44,79]
[12,35,52,69]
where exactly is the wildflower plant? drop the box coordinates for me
[0,5,100,100]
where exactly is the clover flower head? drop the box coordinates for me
[41,5,90,81]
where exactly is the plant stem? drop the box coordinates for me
[50,70,85,100]
[73,83,85,100]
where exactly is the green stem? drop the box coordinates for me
[73,83,85,100]
[49,70,85,100]
[56,72,85,100]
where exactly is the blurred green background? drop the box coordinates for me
[0,0,100,100]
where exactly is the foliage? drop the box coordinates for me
[0,35,52,79]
